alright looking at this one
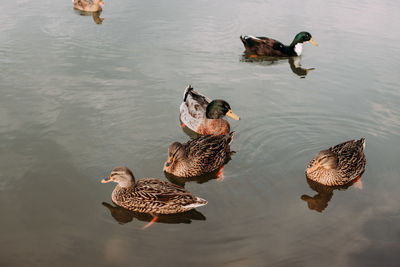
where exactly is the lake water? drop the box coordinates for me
[1,0,400,266]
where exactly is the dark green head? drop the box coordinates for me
[206,100,240,120]
[291,32,318,46]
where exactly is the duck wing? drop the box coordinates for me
[181,85,211,119]
[135,178,198,205]
[330,138,366,179]
[240,35,287,56]
[185,132,234,168]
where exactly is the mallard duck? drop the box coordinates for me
[101,167,207,215]
[240,31,317,56]
[73,0,104,12]
[306,138,366,186]
[164,132,235,177]
[180,85,239,135]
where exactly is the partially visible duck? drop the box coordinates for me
[101,167,207,215]
[73,0,104,12]
[240,31,317,56]
[306,138,366,186]
[164,132,235,177]
[180,85,239,136]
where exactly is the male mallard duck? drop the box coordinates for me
[306,138,366,186]
[240,32,317,56]
[73,0,104,12]
[164,132,235,177]
[101,167,207,214]
[180,85,239,135]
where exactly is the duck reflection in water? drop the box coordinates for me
[241,53,315,78]
[74,9,104,24]
[102,202,206,226]
[301,177,362,212]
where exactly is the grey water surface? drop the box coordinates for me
[1,0,400,266]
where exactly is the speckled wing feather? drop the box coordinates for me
[330,138,366,180]
[184,133,233,173]
[134,178,198,205]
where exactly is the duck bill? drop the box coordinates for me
[99,0,105,7]
[309,38,318,46]
[101,176,112,183]
[226,110,240,120]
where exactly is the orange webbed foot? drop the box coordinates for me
[216,166,225,182]
[142,216,159,229]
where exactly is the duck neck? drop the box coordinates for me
[288,37,304,56]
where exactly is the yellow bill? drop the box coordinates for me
[226,110,240,120]
[309,38,318,46]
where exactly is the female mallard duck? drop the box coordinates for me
[180,85,239,136]
[73,0,104,12]
[306,138,366,186]
[101,167,207,214]
[240,32,317,56]
[164,132,235,177]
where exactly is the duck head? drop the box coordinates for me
[306,150,338,175]
[164,142,185,172]
[290,32,317,56]
[206,100,240,120]
[102,167,135,188]
[292,32,318,46]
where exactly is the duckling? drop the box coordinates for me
[240,31,317,56]
[73,0,104,12]
[101,167,207,214]
[163,132,235,177]
[180,85,239,135]
[306,138,366,186]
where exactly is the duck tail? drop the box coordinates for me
[240,35,247,45]
[227,131,235,146]
[360,137,366,150]
[183,85,194,102]
[182,197,208,209]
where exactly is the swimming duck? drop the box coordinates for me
[101,167,207,214]
[73,0,104,12]
[164,132,235,177]
[306,138,366,186]
[180,85,239,135]
[240,32,317,56]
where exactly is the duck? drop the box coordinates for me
[73,0,104,12]
[240,31,317,57]
[306,138,366,186]
[164,132,235,177]
[101,167,207,215]
[180,85,239,136]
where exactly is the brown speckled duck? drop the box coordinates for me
[180,85,239,135]
[164,132,235,177]
[101,167,207,214]
[306,138,366,186]
[240,32,317,57]
[73,0,104,12]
